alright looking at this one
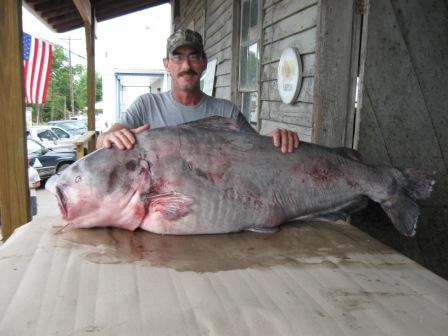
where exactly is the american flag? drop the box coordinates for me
[22,32,53,104]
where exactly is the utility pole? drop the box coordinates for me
[59,37,83,118]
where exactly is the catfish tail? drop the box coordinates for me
[380,168,435,237]
[402,168,436,200]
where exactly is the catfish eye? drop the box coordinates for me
[75,176,82,183]
[125,160,137,171]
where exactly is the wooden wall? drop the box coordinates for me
[173,0,320,143]
[352,0,448,280]
[259,0,318,142]
[173,0,235,101]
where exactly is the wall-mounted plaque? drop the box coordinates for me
[277,47,302,104]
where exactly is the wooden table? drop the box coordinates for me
[1,209,447,335]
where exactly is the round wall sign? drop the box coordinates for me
[277,47,302,104]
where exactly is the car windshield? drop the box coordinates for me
[38,129,58,141]
[27,139,44,154]
[59,121,85,130]
[51,127,71,138]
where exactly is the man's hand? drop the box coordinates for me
[96,124,150,150]
[268,128,300,154]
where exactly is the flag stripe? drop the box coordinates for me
[30,39,40,102]
[35,41,44,102]
[42,47,53,103]
[22,33,53,104]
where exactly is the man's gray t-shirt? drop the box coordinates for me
[119,91,241,129]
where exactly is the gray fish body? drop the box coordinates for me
[46,117,434,236]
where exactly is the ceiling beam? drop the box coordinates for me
[34,1,74,12]
[47,13,80,25]
[72,0,93,25]
[96,0,168,21]
[52,18,84,32]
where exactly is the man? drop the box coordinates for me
[97,29,299,153]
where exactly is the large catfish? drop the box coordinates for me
[46,116,435,237]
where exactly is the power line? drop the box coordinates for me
[23,32,87,60]
[57,37,87,61]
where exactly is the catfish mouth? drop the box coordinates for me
[55,186,68,219]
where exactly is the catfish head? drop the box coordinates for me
[46,148,152,230]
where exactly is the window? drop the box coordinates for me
[37,130,58,141]
[51,127,71,139]
[239,0,260,127]
[27,139,44,155]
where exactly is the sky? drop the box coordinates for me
[21,3,172,73]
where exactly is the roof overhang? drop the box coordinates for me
[23,0,170,33]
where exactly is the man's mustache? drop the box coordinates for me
[178,70,198,77]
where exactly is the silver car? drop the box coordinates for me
[27,125,76,150]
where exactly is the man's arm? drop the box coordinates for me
[96,123,150,150]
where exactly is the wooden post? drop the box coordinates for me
[75,131,96,160]
[73,0,97,153]
[230,0,241,108]
[312,0,361,147]
[85,15,96,153]
[0,1,30,240]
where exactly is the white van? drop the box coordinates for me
[27,126,76,149]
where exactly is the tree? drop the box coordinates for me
[29,44,103,123]
[42,45,70,122]
[74,71,102,113]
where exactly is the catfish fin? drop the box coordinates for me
[402,168,436,200]
[183,114,256,133]
[380,168,435,237]
[245,226,280,234]
[149,192,194,221]
[380,194,420,237]
[335,147,363,161]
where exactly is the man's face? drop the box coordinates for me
[163,46,207,92]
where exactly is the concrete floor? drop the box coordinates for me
[34,187,59,218]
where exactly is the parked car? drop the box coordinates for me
[27,138,77,179]
[47,120,87,136]
[27,125,76,149]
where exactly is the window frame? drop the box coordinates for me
[238,0,261,93]
[238,0,262,128]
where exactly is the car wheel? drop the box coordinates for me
[56,162,71,173]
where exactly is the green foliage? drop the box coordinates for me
[74,71,103,112]
[28,44,103,123]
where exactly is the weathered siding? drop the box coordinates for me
[173,0,234,100]
[174,0,320,139]
[204,0,234,100]
[174,0,205,35]
[259,0,318,142]
[352,0,448,280]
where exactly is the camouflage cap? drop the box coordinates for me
[166,29,204,55]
